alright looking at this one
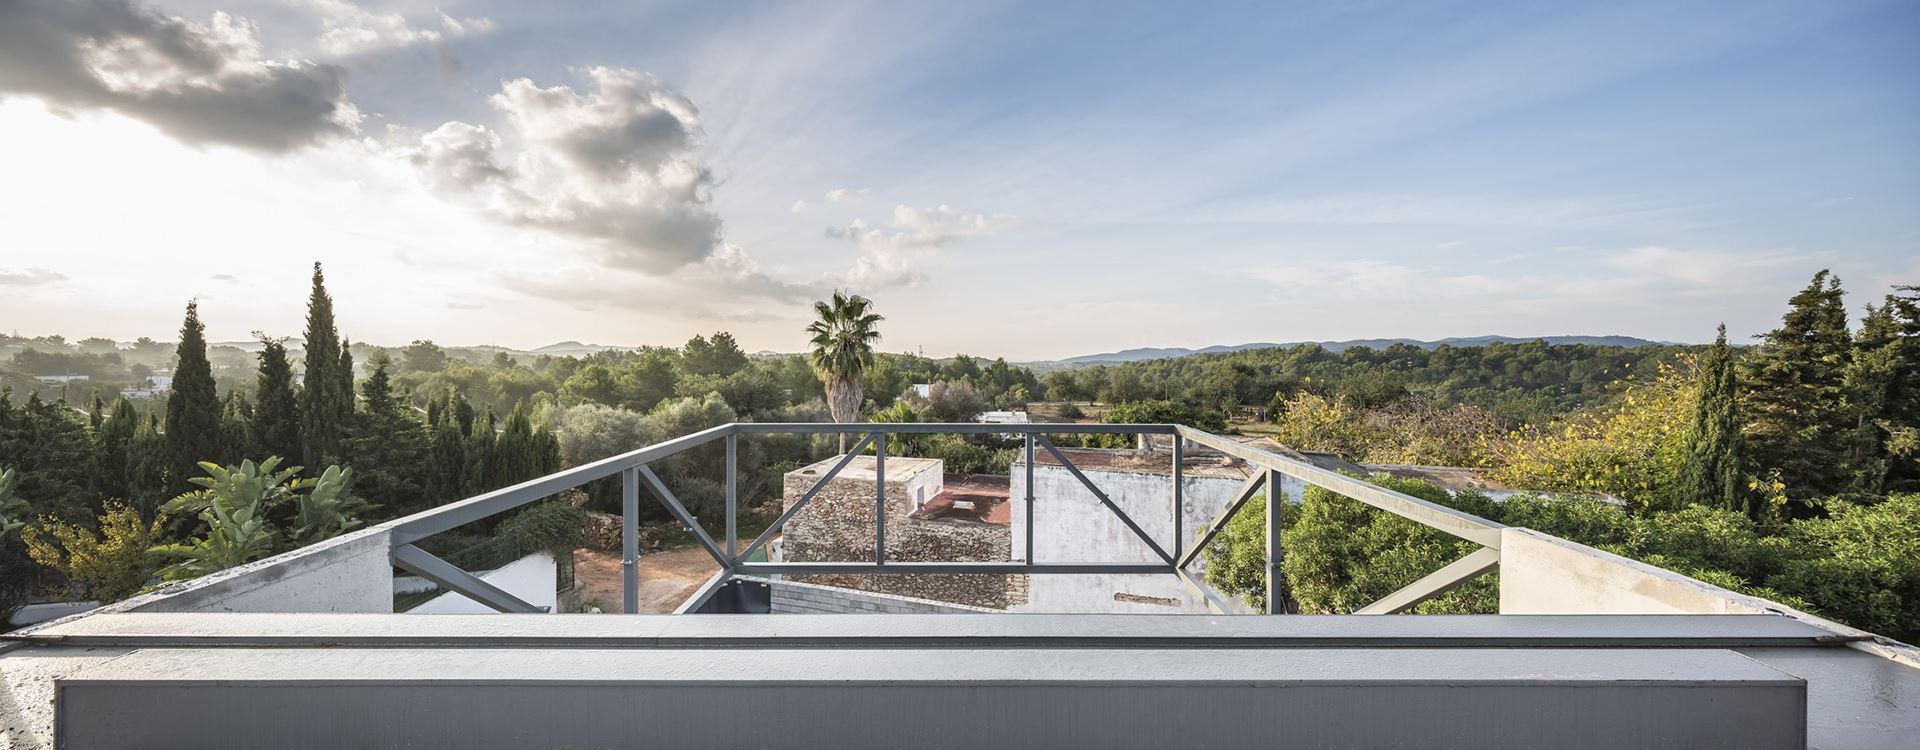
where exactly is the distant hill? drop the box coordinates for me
[1055,336,1676,366]
[530,340,642,356]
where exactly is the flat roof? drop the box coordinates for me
[786,455,941,484]
[908,474,1010,526]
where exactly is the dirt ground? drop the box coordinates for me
[572,546,725,614]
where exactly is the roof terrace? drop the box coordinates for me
[3,422,1917,748]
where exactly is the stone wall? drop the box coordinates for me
[781,459,1020,609]
[768,578,998,614]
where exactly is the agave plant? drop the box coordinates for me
[290,465,376,547]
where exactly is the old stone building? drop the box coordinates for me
[778,455,1022,609]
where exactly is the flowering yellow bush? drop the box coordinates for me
[1480,359,1697,510]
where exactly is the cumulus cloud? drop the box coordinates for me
[790,199,811,213]
[409,67,724,272]
[0,268,69,287]
[825,203,1020,289]
[0,0,360,152]
[824,187,867,202]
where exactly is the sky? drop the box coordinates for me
[0,0,1915,361]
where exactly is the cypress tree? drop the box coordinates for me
[338,337,356,413]
[463,407,497,496]
[1839,301,1902,498]
[93,396,138,502]
[1743,270,1853,501]
[219,393,253,463]
[251,339,302,465]
[493,402,538,487]
[164,300,221,496]
[1681,325,1745,515]
[300,263,347,466]
[427,392,468,503]
[127,414,168,520]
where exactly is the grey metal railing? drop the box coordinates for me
[386,422,1506,615]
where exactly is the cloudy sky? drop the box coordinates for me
[0,0,1915,360]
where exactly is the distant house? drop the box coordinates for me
[908,383,931,400]
[32,375,88,384]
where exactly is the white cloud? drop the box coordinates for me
[0,0,360,153]
[0,268,69,287]
[408,67,723,273]
[296,0,493,57]
[824,203,1020,290]
[1248,259,1510,300]
[824,187,867,202]
[1602,246,1808,287]
[789,199,811,213]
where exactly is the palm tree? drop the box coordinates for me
[806,292,884,452]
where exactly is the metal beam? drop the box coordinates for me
[672,570,735,615]
[737,562,1174,575]
[622,467,639,614]
[1023,434,1035,564]
[1355,547,1502,615]
[731,422,1179,435]
[874,433,887,564]
[1171,434,1184,562]
[725,433,737,560]
[1174,567,1233,615]
[1177,471,1265,569]
[1265,469,1282,614]
[390,544,542,614]
[1175,426,1505,548]
[737,433,877,561]
[1036,435,1175,565]
[393,423,736,544]
[637,465,728,568]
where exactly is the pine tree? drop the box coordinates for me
[1873,286,1920,494]
[341,356,429,515]
[165,300,221,496]
[300,262,347,466]
[1743,270,1853,501]
[1681,325,1745,515]
[251,339,302,465]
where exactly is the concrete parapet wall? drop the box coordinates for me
[1500,527,1920,667]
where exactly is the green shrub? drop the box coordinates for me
[1766,495,1920,642]
[499,498,589,554]
[1205,474,1497,614]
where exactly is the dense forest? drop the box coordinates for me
[3,266,1917,639]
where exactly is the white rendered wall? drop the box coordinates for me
[408,552,558,614]
[1007,462,1246,613]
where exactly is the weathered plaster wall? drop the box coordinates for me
[122,524,395,615]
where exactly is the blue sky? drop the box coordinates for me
[0,0,1914,359]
